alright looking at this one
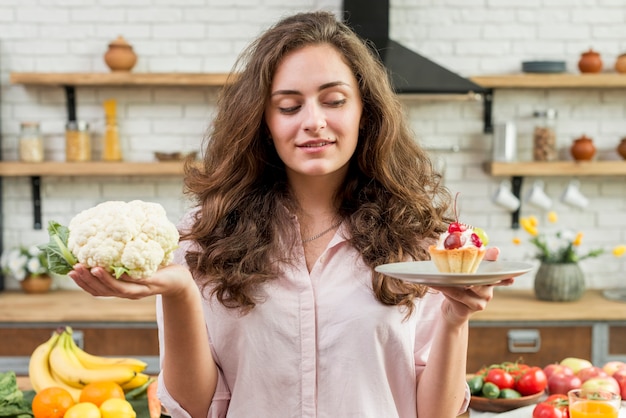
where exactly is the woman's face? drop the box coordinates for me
[265,44,363,182]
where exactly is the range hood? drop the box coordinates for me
[342,0,485,96]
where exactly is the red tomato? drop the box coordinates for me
[532,394,569,418]
[485,368,515,390]
[516,366,548,396]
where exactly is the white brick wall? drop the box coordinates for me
[0,0,624,291]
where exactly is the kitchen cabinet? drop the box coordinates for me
[469,73,626,228]
[0,290,158,375]
[467,289,626,373]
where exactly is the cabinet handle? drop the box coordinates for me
[507,329,541,353]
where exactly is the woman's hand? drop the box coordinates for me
[68,263,194,300]
[430,246,514,326]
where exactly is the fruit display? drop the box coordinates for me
[28,326,150,402]
[468,357,626,415]
[429,196,489,273]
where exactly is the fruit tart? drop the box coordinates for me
[428,222,489,273]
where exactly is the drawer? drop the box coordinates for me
[467,325,592,372]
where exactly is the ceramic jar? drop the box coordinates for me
[617,137,626,160]
[570,134,596,161]
[616,54,626,74]
[104,36,137,72]
[578,49,603,73]
[534,262,585,302]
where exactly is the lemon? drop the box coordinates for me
[64,402,101,418]
[99,398,137,418]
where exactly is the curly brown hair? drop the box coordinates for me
[183,11,452,315]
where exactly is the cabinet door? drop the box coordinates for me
[467,325,592,372]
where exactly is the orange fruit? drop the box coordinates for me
[79,381,125,407]
[63,402,101,418]
[31,387,75,418]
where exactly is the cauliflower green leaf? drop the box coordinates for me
[38,221,78,275]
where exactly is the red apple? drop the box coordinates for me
[577,366,608,382]
[611,368,626,399]
[602,361,626,376]
[543,363,574,380]
[548,371,582,395]
[560,357,592,374]
[580,376,621,395]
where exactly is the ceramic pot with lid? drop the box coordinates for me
[578,49,603,73]
[104,36,137,72]
[570,134,596,161]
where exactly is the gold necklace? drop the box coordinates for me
[302,220,342,243]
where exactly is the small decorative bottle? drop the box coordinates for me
[19,122,44,162]
[102,99,122,161]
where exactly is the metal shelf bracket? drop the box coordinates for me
[31,176,42,230]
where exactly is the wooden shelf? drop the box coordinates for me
[10,72,233,87]
[470,73,626,89]
[484,160,626,177]
[0,161,191,177]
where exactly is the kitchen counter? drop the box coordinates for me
[2,288,623,324]
[0,290,156,323]
[473,288,626,322]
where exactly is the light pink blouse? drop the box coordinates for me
[156,221,470,418]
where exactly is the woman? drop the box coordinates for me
[70,11,509,418]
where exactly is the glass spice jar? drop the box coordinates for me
[532,109,558,161]
[19,122,44,162]
[65,120,91,162]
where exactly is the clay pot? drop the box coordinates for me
[615,54,626,74]
[20,275,52,294]
[104,36,137,72]
[578,49,603,73]
[570,134,596,161]
[617,138,626,160]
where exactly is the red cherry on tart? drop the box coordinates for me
[428,194,489,273]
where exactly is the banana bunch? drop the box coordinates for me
[29,326,151,402]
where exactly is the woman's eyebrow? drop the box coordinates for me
[270,81,350,97]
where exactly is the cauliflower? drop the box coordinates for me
[40,200,180,279]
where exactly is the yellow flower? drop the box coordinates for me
[528,215,538,227]
[548,211,558,223]
[613,245,626,257]
[520,217,538,236]
[573,232,583,247]
[512,237,521,245]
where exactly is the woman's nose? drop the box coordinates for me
[302,103,326,132]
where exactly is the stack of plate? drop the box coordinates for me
[522,60,566,73]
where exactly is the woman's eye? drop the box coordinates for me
[279,105,300,114]
[326,99,346,107]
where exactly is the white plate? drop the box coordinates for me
[374,260,534,286]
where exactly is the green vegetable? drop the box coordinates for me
[481,381,500,399]
[499,388,522,399]
[0,371,33,417]
[125,378,156,400]
[466,374,484,395]
[38,221,77,275]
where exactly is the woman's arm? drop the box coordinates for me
[69,264,218,417]
[416,248,510,417]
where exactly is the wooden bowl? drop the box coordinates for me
[469,391,544,413]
